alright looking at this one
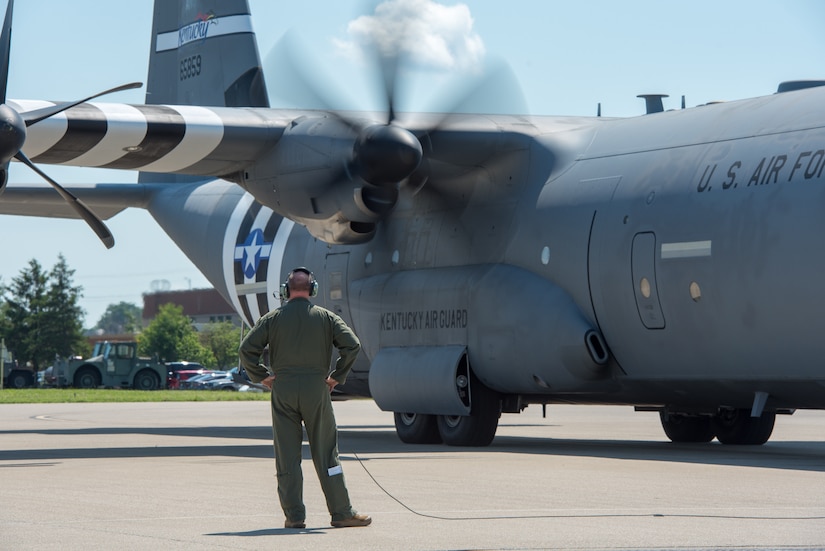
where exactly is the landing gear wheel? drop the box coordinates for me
[713,408,776,445]
[437,375,500,447]
[133,369,160,390]
[73,366,101,388]
[394,412,442,444]
[659,412,715,443]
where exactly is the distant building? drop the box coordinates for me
[142,288,242,330]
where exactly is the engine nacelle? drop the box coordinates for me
[242,114,420,244]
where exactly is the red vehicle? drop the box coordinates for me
[165,361,207,389]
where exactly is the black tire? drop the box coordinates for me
[394,412,442,444]
[9,371,33,389]
[73,366,101,389]
[437,374,500,447]
[713,409,776,445]
[659,412,715,443]
[133,369,160,390]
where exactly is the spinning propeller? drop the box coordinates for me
[0,0,142,249]
[268,31,423,202]
[267,29,527,224]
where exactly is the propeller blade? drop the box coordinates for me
[0,0,13,105]
[0,0,127,248]
[22,81,142,126]
[15,151,115,249]
[264,31,362,133]
[422,59,528,133]
[374,48,403,125]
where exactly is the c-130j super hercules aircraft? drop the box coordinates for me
[2,0,825,447]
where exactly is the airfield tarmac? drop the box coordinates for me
[1,399,824,551]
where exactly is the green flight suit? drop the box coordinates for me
[239,297,361,523]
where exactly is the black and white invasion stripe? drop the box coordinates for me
[10,100,285,177]
[222,192,295,327]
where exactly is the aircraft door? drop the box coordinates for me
[323,252,353,326]
[631,232,665,329]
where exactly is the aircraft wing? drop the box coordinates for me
[0,183,152,219]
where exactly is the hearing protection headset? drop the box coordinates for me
[279,267,318,300]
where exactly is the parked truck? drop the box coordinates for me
[1,340,35,389]
[54,341,166,390]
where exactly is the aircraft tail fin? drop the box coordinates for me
[145,0,269,108]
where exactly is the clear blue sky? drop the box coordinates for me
[1,0,823,326]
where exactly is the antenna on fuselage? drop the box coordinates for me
[637,93,669,114]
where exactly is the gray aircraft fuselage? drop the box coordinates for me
[227,91,825,416]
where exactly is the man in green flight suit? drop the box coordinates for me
[239,267,371,529]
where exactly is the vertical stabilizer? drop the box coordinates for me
[145,0,268,108]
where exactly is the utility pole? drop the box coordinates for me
[1,338,6,390]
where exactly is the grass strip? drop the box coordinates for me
[0,388,270,404]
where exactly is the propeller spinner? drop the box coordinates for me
[351,123,423,185]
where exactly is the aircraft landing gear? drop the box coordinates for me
[659,408,776,445]
[394,412,442,444]
[437,374,500,447]
[659,412,715,443]
[713,408,776,445]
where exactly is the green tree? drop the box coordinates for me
[1,256,87,369]
[43,255,88,359]
[199,321,242,369]
[0,295,11,343]
[95,301,142,334]
[138,303,213,365]
[3,259,49,369]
